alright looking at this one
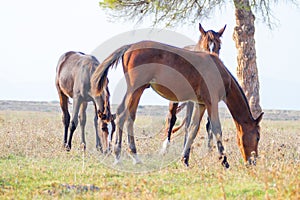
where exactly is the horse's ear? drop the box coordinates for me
[255,112,264,124]
[218,24,227,37]
[199,23,206,35]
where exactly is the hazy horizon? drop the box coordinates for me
[1,0,300,111]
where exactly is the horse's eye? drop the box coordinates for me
[257,137,260,142]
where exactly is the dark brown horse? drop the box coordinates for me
[163,23,226,155]
[91,41,263,167]
[55,51,115,152]
[184,23,226,54]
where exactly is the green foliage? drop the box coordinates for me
[99,0,298,28]
[99,0,120,9]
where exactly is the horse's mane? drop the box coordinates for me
[210,54,253,120]
[225,65,254,120]
[230,70,252,114]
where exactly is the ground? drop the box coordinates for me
[0,101,299,199]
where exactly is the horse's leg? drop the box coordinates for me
[205,117,213,150]
[177,102,192,159]
[99,120,110,154]
[109,118,116,142]
[78,101,87,151]
[181,104,206,167]
[66,97,82,151]
[207,103,229,168]
[182,102,195,161]
[125,86,147,164]
[95,97,110,153]
[93,107,103,152]
[161,102,178,154]
[106,117,116,153]
[113,95,128,164]
[183,101,195,143]
[92,99,104,152]
[58,91,70,148]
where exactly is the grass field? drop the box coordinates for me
[0,102,299,199]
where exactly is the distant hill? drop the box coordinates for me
[0,100,299,121]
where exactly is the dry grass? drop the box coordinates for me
[0,108,299,199]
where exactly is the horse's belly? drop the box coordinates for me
[150,83,197,102]
[150,84,178,101]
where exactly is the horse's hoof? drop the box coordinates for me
[181,157,189,167]
[160,139,170,155]
[80,143,86,152]
[103,147,112,155]
[96,146,103,153]
[127,151,142,165]
[113,158,121,165]
[132,156,142,165]
[133,159,142,165]
[221,156,230,168]
[65,144,71,151]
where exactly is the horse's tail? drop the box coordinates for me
[164,102,187,137]
[163,117,186,141]
[168,102,187,133]
[171,117,186,134]
[176,102,187,114]
[91,45,131,96]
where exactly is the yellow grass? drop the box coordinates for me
[0,109,299,199]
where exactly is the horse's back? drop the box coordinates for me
[124,41,232,103]
[56,51,99,99]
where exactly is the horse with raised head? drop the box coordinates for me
[91,40,263,167]
[55,51,115,152]
[164,23,226,154]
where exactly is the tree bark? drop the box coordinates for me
[233,0,262,118]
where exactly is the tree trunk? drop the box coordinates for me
[233,0,262,118]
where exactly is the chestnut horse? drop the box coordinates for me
[91,41,263,167]
[164,23,226,154]
[55,51,115,152]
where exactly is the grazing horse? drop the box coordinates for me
[55,51,115,152]
[91,41,263,167]
[164,23,226,154]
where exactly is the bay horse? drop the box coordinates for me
[91,40,263,167]
[55,51,115,152]
[164,23,226,155]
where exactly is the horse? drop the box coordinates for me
[55,51,115,153]
[91,40,263,167]
[163,23,226,155]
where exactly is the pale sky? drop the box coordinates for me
[0,0,300,110]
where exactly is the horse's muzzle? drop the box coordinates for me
[97,110,107,121]
[247,151,257,166]
[98,111,116,122]
[101,114,108,120]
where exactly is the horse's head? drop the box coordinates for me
[93,78,113,122]
[197,23,226,55]
[98,112,116,154]
[236,112,264,165]
[93,78,117,153]
[97,110,115,123]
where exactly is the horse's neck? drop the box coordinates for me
[184,37,212,53]
[184,45,198,51]
[225,78,254,124]
[195,41,205,52]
